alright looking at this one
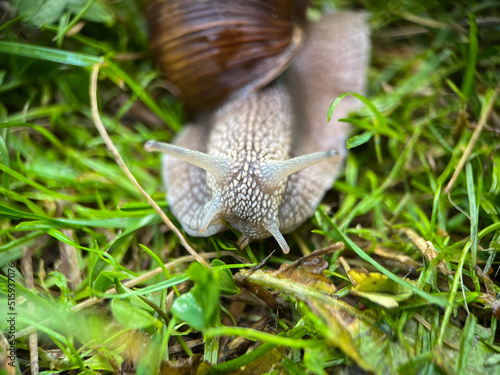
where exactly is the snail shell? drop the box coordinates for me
[147,0,307,114]
[146,11,371,253]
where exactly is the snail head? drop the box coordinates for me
[145,140,337,254]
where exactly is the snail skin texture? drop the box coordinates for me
[146,12,370,253]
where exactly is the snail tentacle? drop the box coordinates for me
[160,125,227,237]
[199,195,223,234]
[260,149,339,190]
[145,140,231,183]
[264,220,290,254]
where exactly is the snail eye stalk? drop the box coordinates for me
[145,140,231,184]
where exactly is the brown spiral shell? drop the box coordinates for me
[147,0,307,115]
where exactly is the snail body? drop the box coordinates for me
[146,8,370,253]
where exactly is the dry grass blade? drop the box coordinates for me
[89,64,210,268]
[445,89,498,193]
[21,249,39,375]
[58,229,82,289]
[404,228,451,275]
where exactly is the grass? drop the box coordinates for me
[1,0,499,374]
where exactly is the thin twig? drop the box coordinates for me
[445,89,498,193]
[89,64,210,268]
[21,248,39,375]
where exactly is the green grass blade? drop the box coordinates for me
[206,326,318,349]
[466,163,478,266]
[104,60,181,132]
[207,327,308,374]
[321,211,449,307]
[461,14,478,99]
[455,314,477,375]
[54,0,97,47]
[0,41,102,67]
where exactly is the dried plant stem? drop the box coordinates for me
[445,89,498,193]
[21,248,39,375]
[89,64,209,268]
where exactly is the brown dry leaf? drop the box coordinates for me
[275,243,344,294]
[373,245,421,270]
[277,255,336,294]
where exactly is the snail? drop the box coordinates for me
[145,1,371,254]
